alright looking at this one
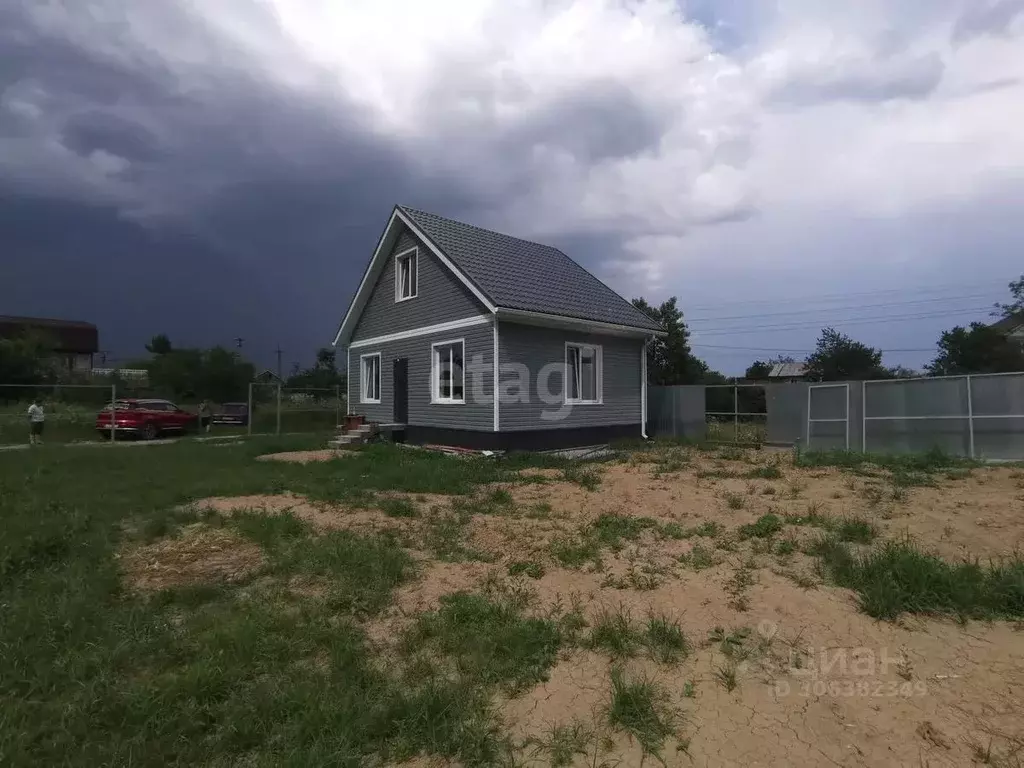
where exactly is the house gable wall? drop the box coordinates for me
[351,227,488,342]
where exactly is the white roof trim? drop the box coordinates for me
[333,207,496,348]
[494,307,666,337]
[348,315,491,350]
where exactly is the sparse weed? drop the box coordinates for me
[379,497,419,518]
[746,464,783,480]
[739,513,783,539]
[608,669,676,757]
[679,543,717,571]
[588,607,641,658]
[645,614,689,664]
[723,492,745,510]
[508,560,545,579]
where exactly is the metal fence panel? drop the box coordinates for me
[865,376,968,419]
[807,383,849,451]
[765,383,808,445]
[969,373,1024,460]
[648,386,706,440]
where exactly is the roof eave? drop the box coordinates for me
[494,306,666,337]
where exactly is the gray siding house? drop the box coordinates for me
[333,206,665,449]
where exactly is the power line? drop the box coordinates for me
[686,293,999,323]
[689,306,992,336]
[680,280,1006,311]
[691,343,936,353]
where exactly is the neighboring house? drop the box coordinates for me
[0,315,98,374]
[254,369,283,384]
[333,206,665,450]
[768,362,809,382]
[991,313,1024,344]
[91,367,150,382]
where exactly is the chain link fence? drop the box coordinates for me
[0,380,347,447]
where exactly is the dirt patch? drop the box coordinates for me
[365,560,495,645]
[122,524,264,591]
[256,449,354,463]
[189,492,404,534]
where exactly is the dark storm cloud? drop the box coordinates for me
[0,5,480,367]
[510,81,670,164]
[771,52,945,106]
[953,0,1024,42]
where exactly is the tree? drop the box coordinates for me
[286,347,346,390]
[145,334,173,355]
[0,333,50,388]
[632,296,709,385]
[805,328,886,381]
[145,344,254,401]
[994,274,1024,319]
[927,323,1024,376]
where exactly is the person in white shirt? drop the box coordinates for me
[27,399,45,445]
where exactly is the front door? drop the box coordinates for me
[393,358,409,424]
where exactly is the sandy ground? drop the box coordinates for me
[255,449,353,463]
[125,448,1024,766]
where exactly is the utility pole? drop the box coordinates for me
[275,346,284,380]
[234,337,245,349]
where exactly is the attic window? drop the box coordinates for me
[395,248,418,302]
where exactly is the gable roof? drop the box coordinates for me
[991,312,1024,333]
[334,206,664,345]
[398,207,663,332]
[0,315,99,353]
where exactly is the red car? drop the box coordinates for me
[96,399,199,440]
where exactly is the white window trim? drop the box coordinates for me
[359,352,381,404]
[431,338,466,405]
[394,247,418,303]
[564,342,603,405]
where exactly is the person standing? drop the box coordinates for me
[27,399,45,445]
[198,400,212,434]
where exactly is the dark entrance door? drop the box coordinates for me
[393,358,409,423]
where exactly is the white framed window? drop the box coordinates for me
[565,343,602,404]
[394,247,418,302]
[431,339,465,404]
[360,353,381,403]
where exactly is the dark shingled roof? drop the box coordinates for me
[991,312,1024,332]
[398,206,663,332]
[0,315,98,353]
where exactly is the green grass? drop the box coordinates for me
[403,591,562,694]
[745,464,783,480]
[379,497,419,518]
[531,720,593,767]
[0,439,586,765]
[550,533,602,569]
[608,669,676,757]
[679,543,717,570]
[738,513,783,539]
[644,614,689,663]
[590,513,659,549]
[588,607,642,658]
[835,517,878,544]
[795,446,974,475]
[813,537,1024,620]
[508,560,545,579]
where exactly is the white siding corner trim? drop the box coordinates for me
[493,319,499,431]
[348,315,490,350]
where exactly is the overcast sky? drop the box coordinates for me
[2,0,1023,374]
